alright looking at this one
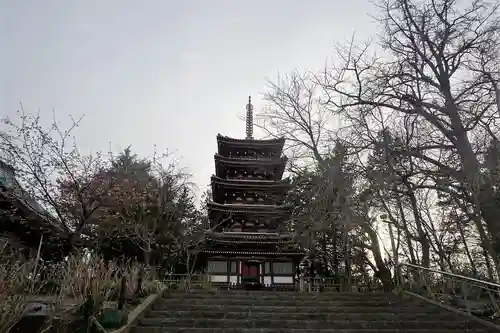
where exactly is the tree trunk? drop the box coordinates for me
[387,222,399,279]
[143,241,151,266]
[456,217,476,274]
[395,197,417,265]
[407,190,430,268]
[448,104,500,259]
[362,224,393,291]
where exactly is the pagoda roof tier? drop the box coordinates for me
[201,249,304,256]
[217,134,285,149]
[211,175,290,203]
[211,175,290,188]
[206,231,291,241]
[214,154,287,180]
[214,154,287,166]
[208,202,291,215]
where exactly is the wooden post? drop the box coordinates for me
[31,234,43,288]
[118,275,127,310]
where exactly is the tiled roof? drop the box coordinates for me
[207,201,291,214]
[211,175,291,187]
[206,231,291,240]
[214,154,288,165]
[217,134,285,146]
[201,249,303,256]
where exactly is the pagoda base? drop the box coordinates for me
[211,282,298,292]
[242,281,263,290]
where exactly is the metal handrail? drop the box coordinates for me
[398,262,500,327]
[398,262,500,288]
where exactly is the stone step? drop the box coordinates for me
[147,310,462,321]
[204,290,385,295]
[151,303,433,313]
[164,292,398,301]
[134,329,492,333]
[167,291,390,296]
[138,318,480,330]
[157,298,407,307]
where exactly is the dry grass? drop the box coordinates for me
[0,250,162,333]
[61,254,120,306]
[0,251,40,333]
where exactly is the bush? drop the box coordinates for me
[98,308,128,330]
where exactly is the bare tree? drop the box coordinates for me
[323,0,500,262]
[256,71,334,170]
[0,109,111,253]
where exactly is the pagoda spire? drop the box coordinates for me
[245,95,254,140]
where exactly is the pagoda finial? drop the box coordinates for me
[245,95,254,140]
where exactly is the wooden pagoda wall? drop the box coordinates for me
[206,258,295,286]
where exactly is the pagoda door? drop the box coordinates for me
[242,261,260,278]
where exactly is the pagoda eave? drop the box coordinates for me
[214,154,288,166]
[206,231,292,240]
[208,202,292,214]
[210,175,291,204]
[211,175,291,188]
[207,239,292,245]
[217,134,285,148]
[201,249,304,256]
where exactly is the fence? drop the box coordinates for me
[161,273,383,292]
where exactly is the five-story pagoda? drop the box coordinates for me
[201,97,302,289]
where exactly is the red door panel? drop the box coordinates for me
[241,262,259,277]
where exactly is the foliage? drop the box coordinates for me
[98,308,128,330]
[85,147,200,268]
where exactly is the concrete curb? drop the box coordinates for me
[108,290,164,333]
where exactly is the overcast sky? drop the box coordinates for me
[2,0,377,202]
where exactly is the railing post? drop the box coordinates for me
[299,276,304,292]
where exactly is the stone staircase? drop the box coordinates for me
[132,290,498,333]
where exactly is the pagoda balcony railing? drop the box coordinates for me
[156,273,383,293]
[222,155,286,161]
[397,263,500,326]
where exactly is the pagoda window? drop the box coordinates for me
[273,262,293,274]
[230,261,238,274]
[264,262,271,274]
[207,261,228,273]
